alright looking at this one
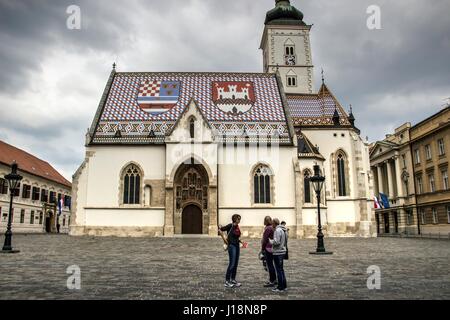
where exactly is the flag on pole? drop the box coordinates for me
[374,196,381,209]
[379,193,390,209]
[58,197,63,216]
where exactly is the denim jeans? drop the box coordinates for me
[273,254,287,290]
[264,250,277,284]
[226,244,240,281]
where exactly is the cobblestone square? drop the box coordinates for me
[0,235,449,300]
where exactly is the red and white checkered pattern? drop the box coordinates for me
[138,80,161,97]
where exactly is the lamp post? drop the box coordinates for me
[309,164,333,255]
[1,162,23,254]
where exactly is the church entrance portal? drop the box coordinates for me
[173,159,209,235]
[182,204,203,234]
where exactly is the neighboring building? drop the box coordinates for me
[0,140,72,234]
[410,107,450,235]
[370,107,450,236]
[71,0,375,238]
[370,123,417,235]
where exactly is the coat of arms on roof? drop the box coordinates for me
[212,81,255,116]
[137,80,181,115]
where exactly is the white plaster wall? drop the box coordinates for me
[166,143,217,181]
[218,145,296,208]
[302,208,328,226]
[85,146,166,207]
[302,129,358,199]
[327,201,357,223]
[168,100,213,143]
[219,209,295,227]
[73,160,89,226]
[85,209,164,227]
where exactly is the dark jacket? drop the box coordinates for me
[261,225,274,253]
[220,223,241,246]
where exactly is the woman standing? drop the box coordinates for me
[270,218,288,292]
[219,214,242,288]
[261,216,277,287]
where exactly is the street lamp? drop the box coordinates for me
[309,164,333,255]
[1,162,23,254]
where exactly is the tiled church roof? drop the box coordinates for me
[90,71,293,145]
[286,84,352,127]
[0,140,71,188]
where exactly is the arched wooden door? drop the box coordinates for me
[182,204,203,234]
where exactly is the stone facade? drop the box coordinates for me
[370,107,450,236]
[0,163,71,234]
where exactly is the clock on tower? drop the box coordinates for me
[285,55,296,66]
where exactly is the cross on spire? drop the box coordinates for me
[321,68,325,84]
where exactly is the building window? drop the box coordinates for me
[49,191,56,204]
[337,153,347,197]
[406,210,413,225]
[189,117,196,139]
[428,174,436,192]
[39,211,43,225]
[432,208,438,224]
[414,149,420,164]
[438,138,445,156]
[123,164,141,205]
[22,184,31,199]
[425,145,432,160]
[12,183,20,197]
[253,165,272,204]
[63,217,66,226]
[447,206,450,224]
[64,195,71,208]
[0,179,8,194]
[285,45,295,56]
[30,210,34,225]
[32,187,40,201]
[420,208,426,225]
[417,176,423,194]
[20,209,25,224]
[41,189,48,203]
[287,76,297,87]
[304,171,311,203]
[442,170,449,190]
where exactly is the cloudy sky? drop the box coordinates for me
[0,0,449,180]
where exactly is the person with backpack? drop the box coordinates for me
[219,214,242,288]
[269,218,288,292]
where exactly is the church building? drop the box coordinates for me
[71,0,376,238]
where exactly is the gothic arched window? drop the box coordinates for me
[253,165,272,204]
[304,170,312,203]
[189,118,195,139]
[123,164,141,204]
[337,153,347,196]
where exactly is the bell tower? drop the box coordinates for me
[260,0,314,94]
